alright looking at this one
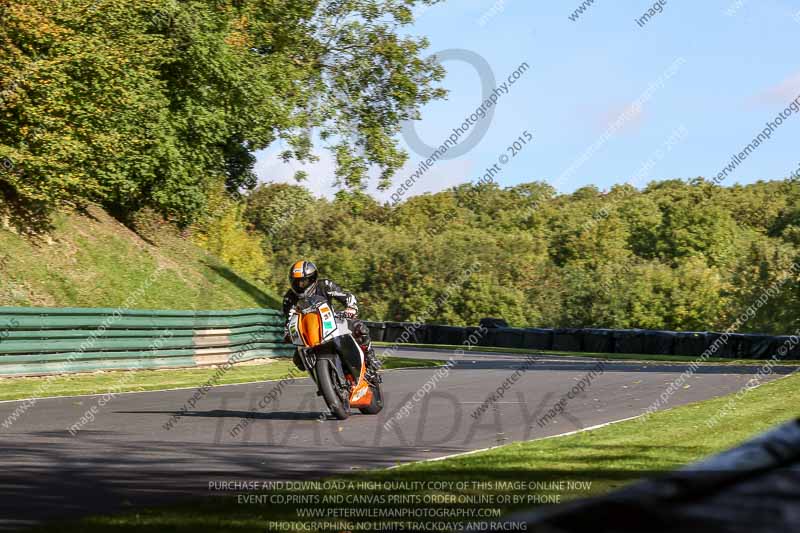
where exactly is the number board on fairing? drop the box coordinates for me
[319,305,336,338]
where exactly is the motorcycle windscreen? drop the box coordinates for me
[299,312,323,347]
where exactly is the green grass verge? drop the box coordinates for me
[376,341,800,365]
[33,371,800,532]
[0,204,282,310]
[0,356,443,402]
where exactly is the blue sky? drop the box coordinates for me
[255,0,800,201]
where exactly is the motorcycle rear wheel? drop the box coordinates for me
[316,358,350,420]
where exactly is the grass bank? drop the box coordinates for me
[0,204,281,310]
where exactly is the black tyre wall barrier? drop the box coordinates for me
[373,321,799,360]
[737,333,774,360]
[673,331,707,357]
[364,321,386,343]
[382,322,404,343]
[410,324,430,344]
[705,332,738,358]
[581,329,615,353]
[614,329,647,354]
[642,330,676,355]
[494,327,527,349]
[523,328,554,350]
[553,328,582,352]
[426,325,467,346]
[502,419,800,533]
[771,335,800,360]
[384,322,427,344]
[479,317,509,329]
[474,326,498,348]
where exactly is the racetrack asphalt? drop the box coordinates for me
[0,348,793,530]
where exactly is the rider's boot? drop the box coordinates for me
[362,344,382,384]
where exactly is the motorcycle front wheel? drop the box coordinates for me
[316,358,350,420]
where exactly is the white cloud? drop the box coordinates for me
[254,146,475,203]
[750,71,800,107]
[374,158,475,204]
[253,148,340,198]
[594,101,646,136]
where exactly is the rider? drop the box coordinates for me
[282,260,380,377]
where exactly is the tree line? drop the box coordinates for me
[243,178,799,335]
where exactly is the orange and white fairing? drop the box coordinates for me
[291,304,374,407]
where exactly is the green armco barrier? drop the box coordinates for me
[0,306,284,331]
[0,307,293,377]
[0,332,285,354]
[0,324,276,341]
[0,306,284,316]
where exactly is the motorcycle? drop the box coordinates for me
[286,294,383,420]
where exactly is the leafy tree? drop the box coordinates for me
[244,182,316,240]
[0,0,445,224]
[193,185,269,281]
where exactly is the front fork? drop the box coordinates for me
[300,348,350,398]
